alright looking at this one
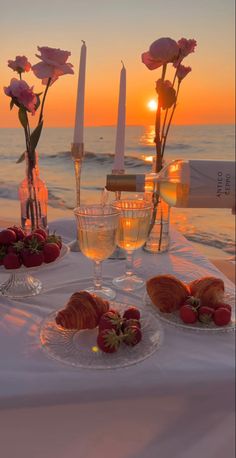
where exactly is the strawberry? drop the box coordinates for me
[98,311,123,333]
[122,318,141,331]
[22,249,44,268]
[123,326,142,346]
[33,228,48,240]
[179,304,198,324]
[24,233,45,244]
[43,242,60,263]
[213,307,231,326]
[198,306,214,324]
[97,329,120,353]
[46,233,62,249]
[0,229,17,245]
[0,245,7,265]
[3,253,22,269]
[7,240,25,254]
[123,306,140,321]
[185,296,201,307]
[214,302,232,312]
[7,226,25,241]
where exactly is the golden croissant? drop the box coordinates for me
[146,274,190,313]
[55,291,109,330]
[189,276,224,307]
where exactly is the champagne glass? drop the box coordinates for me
[112,199,152,291]
[74,205,120,299]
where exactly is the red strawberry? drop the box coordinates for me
[185,296,201,307]
[0,245,7,265]
[43,243,60,263]
[179,304,198,324]
[198,306,214,324]
[0,229,17,245]
[3,253,22,269]
[46,233,62,249]
[98,311,123,333]
[123,326,142,346]
[213,307,231,326]
[214,302,232,312]
[122,318,141,331]
[7,241,25,254]
[97,329,120,353]
[123,306,140,321]
[24,233,45,244]
[33,228,48,240]
[22,249,44,268]
[8,226,25,241]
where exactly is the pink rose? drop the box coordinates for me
[174,38,197,66]
[142,37,179,70]
[4,78,37,114]
[32,46,74,85]
[176,64,192,81]
[8,56,31,73]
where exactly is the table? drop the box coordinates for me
[0,219,235,458]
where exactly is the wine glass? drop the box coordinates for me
[112,199,152,291]
[74,205,120,299]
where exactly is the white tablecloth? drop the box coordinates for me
[0,219,235,458]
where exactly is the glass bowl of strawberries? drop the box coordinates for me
[0,226,69,298]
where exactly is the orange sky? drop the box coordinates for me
[0,0,235,128]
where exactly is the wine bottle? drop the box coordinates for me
[106,159,235,210]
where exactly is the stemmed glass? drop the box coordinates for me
[74,205,120,299]
[112,199,152,291]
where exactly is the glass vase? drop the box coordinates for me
[18,152,48,233]
[143,194,170,254]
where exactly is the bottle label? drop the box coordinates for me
[188,160,235,208]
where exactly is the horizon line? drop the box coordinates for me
[0,123,235,129]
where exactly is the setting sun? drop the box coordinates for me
[147,99,158,111]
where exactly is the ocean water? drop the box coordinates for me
[0,125,235,257]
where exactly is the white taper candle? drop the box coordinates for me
[113,62,126,171]
[73,41,87,144]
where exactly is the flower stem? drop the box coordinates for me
[161,82,181,158]
[38,77,51,124]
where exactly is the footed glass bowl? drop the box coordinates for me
[0,244,69,298]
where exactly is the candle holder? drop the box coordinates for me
[69,142,84,252]
[109,169,126,260]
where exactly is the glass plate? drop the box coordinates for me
[144,291,235,334]
[40,302,164,369]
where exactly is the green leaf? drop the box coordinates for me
[16,151,26,164]
[10,99,14,110]
[18,107,28,129]
[30,121,43,153]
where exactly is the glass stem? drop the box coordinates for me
[93,260,102,290]
[125,250,134,277]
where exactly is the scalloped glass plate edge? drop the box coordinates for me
[39,302,164,370]
[144,291,235,334]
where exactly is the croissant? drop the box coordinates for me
[55,291,109,330]
[189,276,224,307]
[146,274,190,313]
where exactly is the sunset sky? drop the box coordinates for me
[0,0,235,128]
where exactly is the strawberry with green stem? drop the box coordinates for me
[22,237,44,267]
[97,329,121,353]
